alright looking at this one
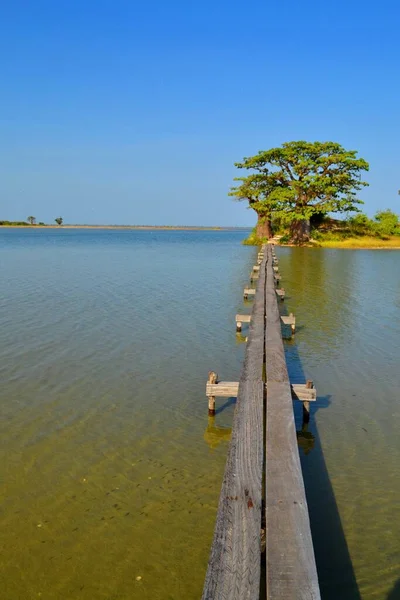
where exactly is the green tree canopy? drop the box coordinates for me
[373,209,399,236]
[27,216,36,225]
[231,141,369,242]
[55,217,63,226]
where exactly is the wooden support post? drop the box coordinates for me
[290,312,296,334]
[276,288,285,301]
[208,371,218,415]
[303,380,313,423]
[244,288,256,300]
[236,321,242,333]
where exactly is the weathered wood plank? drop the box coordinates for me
[206,382,239,396]
[244,287,256,297]
[264,245,320,600]
[236,314,252,323]
[290,385,317,401]
[236,314,295,327]
[202,254,266,600]
[206,382,317,401]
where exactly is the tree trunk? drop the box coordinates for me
[289,219,311,243]
[256,215,273,239]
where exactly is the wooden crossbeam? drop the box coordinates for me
[245,287,285,300]
[235,313,296,333]
[206,381,316,402]
[243,287,256,299]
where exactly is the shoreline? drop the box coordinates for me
[277,242,400,250]
[279,243,400,250]
[0,225,251,231]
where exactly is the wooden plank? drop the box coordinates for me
[236,313,295,328]
[264,245,321,600]
[281,315,295,327]
[236,314,252,323]
[202,254,266,600]
[206,382,239,396]
[206,382,316,401]
[244,287,256,296]
[291,385,317,400]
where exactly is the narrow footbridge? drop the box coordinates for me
[202,244,321,600]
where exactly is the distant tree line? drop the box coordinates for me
[0,217,63,226]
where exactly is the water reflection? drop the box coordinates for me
[235,333,247,344]
[296,421,315,456]
[203,416,232,450]
[280,248,357,361]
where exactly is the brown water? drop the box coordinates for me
[0,230,399,599]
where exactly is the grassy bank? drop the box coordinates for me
[313,236,400,249]
[243,231,400,249]
[242,212,400,249]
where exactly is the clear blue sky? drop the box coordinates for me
[0,0,399,226]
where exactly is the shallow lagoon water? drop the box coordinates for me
[0,229,399,599]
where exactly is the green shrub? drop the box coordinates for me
[278,233,291,244]
[372,209,399,237]
[242,228,269,245]
[346,213,374,236]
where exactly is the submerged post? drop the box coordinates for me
[207,371,218,416]
[303,379,314,423]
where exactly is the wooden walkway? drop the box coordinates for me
[202,245,320,600]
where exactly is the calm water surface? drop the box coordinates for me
[0,229,399,600]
